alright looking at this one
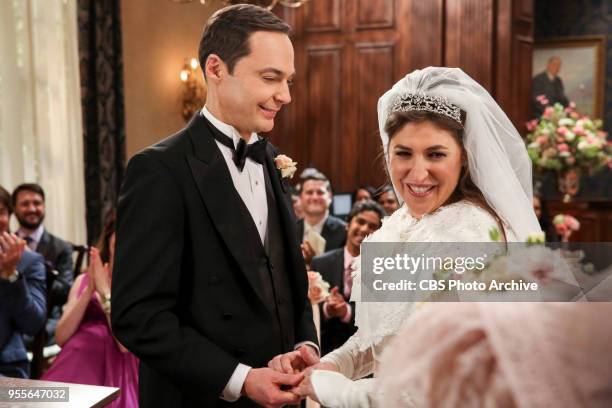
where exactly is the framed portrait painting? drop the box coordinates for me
[533,36,606,118]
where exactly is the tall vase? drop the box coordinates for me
[557,168,581,203]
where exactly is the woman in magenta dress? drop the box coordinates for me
[43,215,138,407]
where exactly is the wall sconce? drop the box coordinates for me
[180,57,206,122]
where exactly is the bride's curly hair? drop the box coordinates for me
[384,110,507,242]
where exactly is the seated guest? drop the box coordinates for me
[375,184,400,216]
[297,169,347,266]
[12,183,73,344]
[311,200,384,356]
[352,185,376,203]
[42,214,138,407]
[0,185,46,378]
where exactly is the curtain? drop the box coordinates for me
[77,0,126,244]
[0,0,86,245]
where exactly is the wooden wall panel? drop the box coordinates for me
[305,45,342,180]
[356,0,394,29]
[355,43,395,189]
[305,0,341,33]
[397,0,444,73]
[445,0,494,90]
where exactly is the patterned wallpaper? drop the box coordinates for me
[535,0,611,199]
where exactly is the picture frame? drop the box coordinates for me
[533,36,606,118]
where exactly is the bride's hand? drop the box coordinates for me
[311,361,339,372]
[290,367,319,403]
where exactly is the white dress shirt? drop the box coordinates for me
[302,212,328,242]
[202,107,319,402]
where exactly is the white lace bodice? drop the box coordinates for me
[320,200,514,378]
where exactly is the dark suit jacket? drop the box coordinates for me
[296,216,347,253]
[111,113,317,407]
[310,248,357,356]
[0,251,46,378]
[36,230,73,308]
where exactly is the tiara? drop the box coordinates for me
[390,92,463,125]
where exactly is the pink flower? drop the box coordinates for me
[569,102,576,109]
[564,215,580,231]
[307,271,330,304]
[557,143,569,152]
[557,126,568,136]
[536,136,548,145]
[555,222,569,236]
[526,119,538,132]
[536,95,550,105]
[543,106,554,119]
[573,125,586,136]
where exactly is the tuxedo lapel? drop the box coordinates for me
[263,147,308,304]
[185,113,267,306]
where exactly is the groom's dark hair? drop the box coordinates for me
[198,4,291,79]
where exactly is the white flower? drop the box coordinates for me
[307,271,330,304]
[526,231,545,244]
[274,154,297,178]
[505,246,573,284]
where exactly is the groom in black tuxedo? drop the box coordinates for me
[111,5,318,407]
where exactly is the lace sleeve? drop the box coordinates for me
[311,372,376,408]
[320,331,380,380]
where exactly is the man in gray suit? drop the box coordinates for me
[12,183,73,344]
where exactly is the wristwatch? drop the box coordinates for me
[1,270,20,283]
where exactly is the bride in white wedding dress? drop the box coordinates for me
[288,67,542,407]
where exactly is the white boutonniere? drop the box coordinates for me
[274,154,297,179]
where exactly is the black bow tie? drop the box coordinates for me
[208,124,267,171]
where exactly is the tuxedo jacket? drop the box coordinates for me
[111,113,317,407]
[36,230,73,309]
[310,248,357,356]
[296,215,347,253]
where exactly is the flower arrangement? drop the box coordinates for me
[307,271,330,304]
[553,214,580,242]
[525,102,611,174]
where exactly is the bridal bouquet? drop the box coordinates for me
[307,271,330,304]
[525,102,611,173]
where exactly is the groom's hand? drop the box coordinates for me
[242,367,303,408]
[268,345,319,374]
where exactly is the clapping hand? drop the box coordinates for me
[0,232,25,279]
[301,240,316,266]
[89,247,110,297]
[326,287,348,318]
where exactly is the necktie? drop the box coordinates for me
[23,236,36,251]
[208,125,267,172]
